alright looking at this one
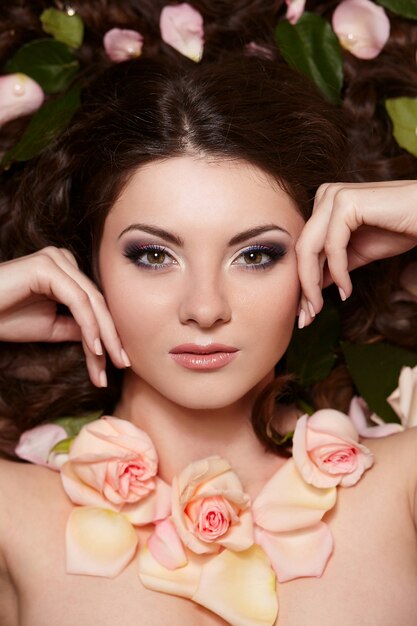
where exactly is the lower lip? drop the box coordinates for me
[169,351,239,370]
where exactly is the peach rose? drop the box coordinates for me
[171,456,254,555]
[292,409,374,488]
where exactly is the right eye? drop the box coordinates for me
[123,243,177,270]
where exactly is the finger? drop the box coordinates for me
[40,247,129,369]
[296,186,337,313]
[82,337,107,388]
[49,316,83,342]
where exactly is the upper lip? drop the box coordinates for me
[170,343,239,354]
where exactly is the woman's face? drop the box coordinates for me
[99,156,305,409]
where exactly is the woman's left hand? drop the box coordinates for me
[295,180,417,327]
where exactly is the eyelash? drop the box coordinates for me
[123,243,287,271]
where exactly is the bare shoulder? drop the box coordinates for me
[363,428,417,523]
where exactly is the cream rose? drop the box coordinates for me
[171,456,254,555]
[292,409,374,488]
[387,366,417,429]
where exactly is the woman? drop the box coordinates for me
[0,2,416,625]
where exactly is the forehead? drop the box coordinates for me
[105,156,305,238]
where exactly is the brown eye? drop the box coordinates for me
[147,250,166,264]
[243,251,263,264]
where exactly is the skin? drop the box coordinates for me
[0,163,416,625]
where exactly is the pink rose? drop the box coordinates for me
[160,3,204,62]
[0,73,44,127]
[171,456,253,555]
[292,409,374,488]
[15,422,68,469]
[332,0,390,60]
[103,28,144,62]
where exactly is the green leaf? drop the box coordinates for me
[385,97,417,158]
[2,87,81,166]
[40,8,84,49]
[342,342,417,422]
[375,0,417,20]
[275,13,343,104]
[50,436,75,454]
[286,300,341,387]
[5,39,79,94]
[53,411,103,437]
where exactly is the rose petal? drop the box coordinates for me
[332,0,390,60]
[194,545,278,626]
[252,458,336,532]
[15,423,67,468]
[148,518,188,570]
[66,506,138,577]
[349,396,403,438]
[122,476,172,525]
[387,366,417,428]
[285,0,306,25]
[61,460,118,509]
[0,73,44,127]
[160,3,204,62]
[255,522,333,582]
[138,542,205,599]
[103,28,143,62]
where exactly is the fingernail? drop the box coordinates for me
[99,370,107,388]
[94,338,103,356]
[121,348,131,367]
[298,309,306,329]
[307,301,315,318]
[339,287,347,301]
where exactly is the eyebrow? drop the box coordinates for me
[118,223,290,246]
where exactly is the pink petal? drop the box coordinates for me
[103,28,143,62]
[0,73,44,127]
[252,458,336,532]
[285,0,306,25]
[160,3,204,62]
[348,396,403,438]
[255,522,333,582]
[332,0,390,60]
[148,518,188,570]
[66,506,138,577]
[122,476,172,525]
[15,423,67,468]
[387,366,417,428]
[61,460,117,508]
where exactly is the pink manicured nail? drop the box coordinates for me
[298,309,306,329]
[339,287,347,301]
[94,338,103,356]
[307,301,315,317]
[99,370,107,388]
[120,349,131,367]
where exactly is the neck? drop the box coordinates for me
[114,370,285,498]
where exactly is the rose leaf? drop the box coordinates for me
[40,8,85,50]
[375,0,417,20]
[341,341,417,422]
[286,300,341,387]
[275,12,343,105]
[5,39,79,94]
[2,87,81,166]
[385,97,417,158]
[53,412,103,438]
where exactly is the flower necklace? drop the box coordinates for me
[16,410,374,626]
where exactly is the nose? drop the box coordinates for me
[178,269,232,328]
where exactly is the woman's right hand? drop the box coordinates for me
[0,246,130,387]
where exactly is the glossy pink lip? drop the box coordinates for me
[169,344,239,370]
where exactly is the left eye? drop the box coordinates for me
[233,245,286,269]
[123,244,176,269]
